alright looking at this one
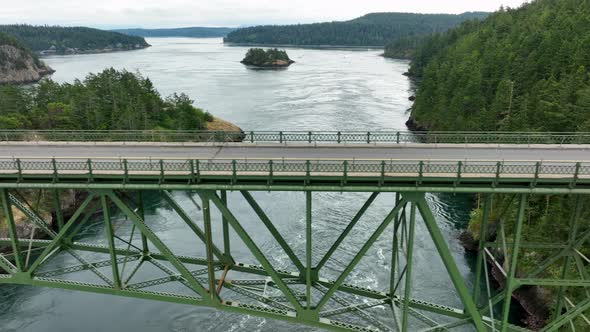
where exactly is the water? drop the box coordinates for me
[0,38,477,331]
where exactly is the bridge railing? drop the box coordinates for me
[1,130,590,144]
[0,157,587,182]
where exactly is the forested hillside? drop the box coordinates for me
[113,27,235,38]
[0,68,212,130]
[406,1,590,329]
[0,25,150,55]
[224,12,488,47]
[408,0,590,132]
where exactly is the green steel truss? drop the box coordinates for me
[0,160,589,331]
[2,130,590,144]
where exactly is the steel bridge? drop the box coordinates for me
[1,131,590,332]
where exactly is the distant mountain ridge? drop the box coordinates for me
[112,27,236,38]
[224,12,489,47]
[0,25,150,55]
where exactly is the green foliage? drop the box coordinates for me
[0,25,150,55]
[225,12,489,48]
[112,27,235,38]
[0,68,212,130]
[409,0,590,132]
[0,31,42,67]
[241,48,292,66]
[411,1,590,327]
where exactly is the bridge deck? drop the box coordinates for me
[0,143,589,193]
[2,142,590,161]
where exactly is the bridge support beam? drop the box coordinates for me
[2,187,589,331]
[414,194,486,331]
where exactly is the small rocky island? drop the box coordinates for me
[241,48,295,68]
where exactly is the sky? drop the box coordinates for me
[0,0,531,29]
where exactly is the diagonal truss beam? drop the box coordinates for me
[315,196,407,312]
[316,192,380,272]
[162,190,227,263]
[27,193,96,273]
[204,190,305,313]
[1,189,24,271]
[107,191,211,302]
[0,253,16,273]
[415,194,486,331]
[241,191,305,275]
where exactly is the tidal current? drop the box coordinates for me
[0,38,476,331]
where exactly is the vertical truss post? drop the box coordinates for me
[474,194,493,304]
[554,195,583,321]
[221,191,231,260]
[500,194,527,332]
[390,193,403,331]
[102,194,121,289]
[315,198,407,312]
[108,192,209,301]
[306,191,312,310]
[415,194,486,331]
[204,191,304,313]
[53,189,64,231]
[1,189,23,271]
[201,193,220,302]
[402,200,417,331]
[390,193,402,297]
[163,191,226,263]
[138,191,149,255]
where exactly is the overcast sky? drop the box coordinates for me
[0,0,531,29]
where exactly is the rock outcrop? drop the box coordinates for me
[0,45,54,84]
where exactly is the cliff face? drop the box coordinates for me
[0,45,54,84]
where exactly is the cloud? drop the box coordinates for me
[0,0,531,28]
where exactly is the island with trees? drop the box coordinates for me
[241,48,294,68]
[0,25,150,55]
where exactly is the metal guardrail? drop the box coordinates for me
[1,130,590,144]
[0,157,587,182]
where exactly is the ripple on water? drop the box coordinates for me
[0,38,477,331]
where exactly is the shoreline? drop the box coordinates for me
[225,42,384,51]
[38,45,151,58]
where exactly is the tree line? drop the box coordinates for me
[225,12,488,48]
[406,0,590,328]
[0,68,213,130]
[0,25,150,54]
[112,27,235,38]
[409,0,590,132]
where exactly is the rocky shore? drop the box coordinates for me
[460,231,552,330]
[0,45,54,84]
